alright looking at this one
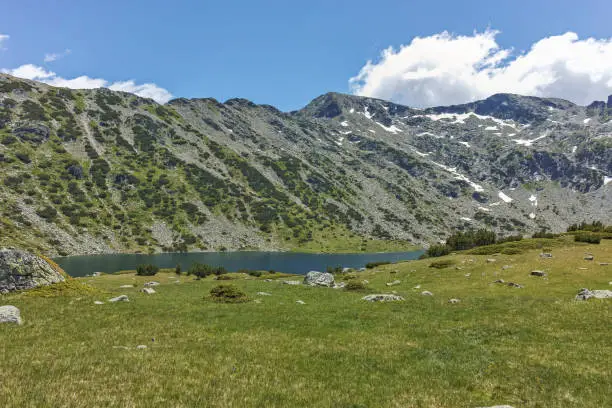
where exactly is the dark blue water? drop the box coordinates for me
[54,250,424,277]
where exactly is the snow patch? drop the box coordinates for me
[368,129,376,133]
[583,118,591,124]
[431,161,484,192]
[460,217,472,221]
[413,112,518,129]
[572,145,577,153]
[477,206,491,212]
[459,141,471,148]
[529,212,536,219]
[376,122,401,134]
[529,194,538,207]
[513,133,547,147]
[498,191,513,203]
[485,126,498,131]
[363,106,373,119]
[340,121,349,127]
[604,176,612,185]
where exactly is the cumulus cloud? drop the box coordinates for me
[349,30,612,107]
[2,63,173,103]
[44,49,71,62]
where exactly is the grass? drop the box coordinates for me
[0,239,611,407]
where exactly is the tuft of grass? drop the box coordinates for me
[22,280,103,298]
[429,259,455,269]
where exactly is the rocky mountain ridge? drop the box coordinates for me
[0,74,610,255]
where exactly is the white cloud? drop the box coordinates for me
[44,49,71,62]
[2,64,173,103]
[349,30,612,107]
[0,34,9,50]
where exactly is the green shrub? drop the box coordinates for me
[136,264,159,276]
[175,264,181,275]
[247,270,263,277]
[209,284,248,303]
[532,230,556,239]
[501,247,523,255]
[429,259,455,269]
[188,263,227,279]
[36,205,58,220]
[215,274,233,280]
[345,281,367,291]
[426,244,450,257]
[574,234,601,244]
[365,261,391,269]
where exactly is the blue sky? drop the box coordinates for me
[1,0,611,109]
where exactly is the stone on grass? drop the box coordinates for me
[136,345,147,350]
[333,282,346,289]
[119,285,134,288]
[109,295,129,302]
[448,298,461,304]
[507,282,523,288]
[303,271,335,287]
[599,262,609,266]
[282,280,301,285]
[414,284,421,289]
[0,248,66,294]
[0,305,22,324]
[575,288,612,301]
[94,301,104,305]
[421,291,433,296]
[264,279,273,282]
[256,292,272,296]
[584,255,594,261]
[530,270,547,277]
[486,258,497,263]
[386,280,401,287]
[296,300,306,305]
[540,253,553,258]
[141,288,156,295]
[493,279,505,284]
[362,294,405,302]
[144,281,160,287]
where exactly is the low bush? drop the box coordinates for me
[345,281,367,291]
[365,261,391,269]
[429,259,455,269]
[426,244,450,258]
[501,247,523,255]
[188,263,227,279]
[209,284,248,303]
[136,264,159,276]
[574,233,601,244]
[215,274,233,280]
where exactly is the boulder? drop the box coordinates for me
[119,284,134,288]
[507,282,524,288]
[296,300,306,305]
[109,295,129,302]
[0,248,66,294]
[539,253,553,258]
[386,280,401,286]
[282,280,301,285]
[584,255,594,261]
[0,305,22,324]
[362,294,405,302]
[144,281,160,287]
[141,288,156,295]
[94,301,104,305]
[333,282,346,289]
[256,292,272,296]
[486,258,497,263]
[530,270,547,277]
[303,271,335,287]
[575,288,612,301]
[421,291,433,296]
[448,298,461,304]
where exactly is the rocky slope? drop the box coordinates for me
[0,74,610,255]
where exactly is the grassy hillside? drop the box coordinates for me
[1,238,611,407]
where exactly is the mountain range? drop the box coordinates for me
[0,73,610,256]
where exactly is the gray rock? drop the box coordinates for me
[599,262,609,266]
[144,281,160,287]
[530,270,547,277]
[0,248,66,294]
[584,255,594,261]
[0,305,22,324]
[256,292,272,296]
[362,294,405,302]
[448,298,461,304]
[109,295,129,302]
[92,272,102,277]
[296,300,306,304]
[93,301,104,305]
[333,282,346,289]
[264,279,273,282]
[493,279,505,284]
[507,282,523,288]
[575,288,612,301]
[540,253,553,258]
[486,258,497,263]
[386,280,401,286]
[303,271,335,287]
[421,290,433,296]
[282,280,301,285]
[119,284,134,288]
[136,345,147,350]
[141,288,156,295]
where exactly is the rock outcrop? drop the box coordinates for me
[0,248,66,293]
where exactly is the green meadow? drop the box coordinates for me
[1,238,611,407]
